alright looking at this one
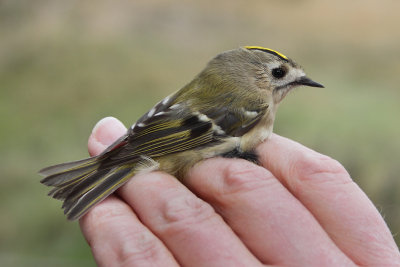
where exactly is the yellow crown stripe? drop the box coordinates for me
[244,46,288,60]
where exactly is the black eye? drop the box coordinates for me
[272,67,286,79]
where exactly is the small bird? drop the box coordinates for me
[39,46,324,220]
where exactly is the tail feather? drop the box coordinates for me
[39,156,99,176]
[65,166,135,220]
[60,168,113,208]
[49,169,105,200]
[40,155,137,220]
[40,157,100,186]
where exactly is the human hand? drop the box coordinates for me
[80,117,400,266]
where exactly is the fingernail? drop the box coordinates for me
[92,117,127,146]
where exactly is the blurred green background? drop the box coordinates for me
[1,0,399,265]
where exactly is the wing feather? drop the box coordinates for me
[104,97,267,163]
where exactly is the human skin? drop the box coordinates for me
[80,117,400,266]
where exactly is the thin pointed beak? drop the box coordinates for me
[297,76,324,88]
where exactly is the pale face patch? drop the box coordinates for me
[271,67,306,89]
[265,62,281,71]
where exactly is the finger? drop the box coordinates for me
[84,117,179,266]
[87,117,259,266]
[80,195,179,267]
[88,116,127,156]
[118,171,263,267]
[185,158,353,265]
[257,134,400,265]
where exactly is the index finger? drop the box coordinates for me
[81,117,180,267]
[257,134,400,265]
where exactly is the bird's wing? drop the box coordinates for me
[40,94,268,220]
[201,105,267,137]
[106,96,267,163]
[108,108,221,163]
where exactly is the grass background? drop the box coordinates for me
[1,0,399,265]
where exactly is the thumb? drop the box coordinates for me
[87,117,127,156]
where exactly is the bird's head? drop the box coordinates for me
[204,46,324,105]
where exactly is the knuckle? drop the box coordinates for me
[160,195,215,232]
[293,153,351,184]
[220,160,275,195]
[117,231,162,265]
[84,198,127,229]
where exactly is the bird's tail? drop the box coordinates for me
[39,156,136,220]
